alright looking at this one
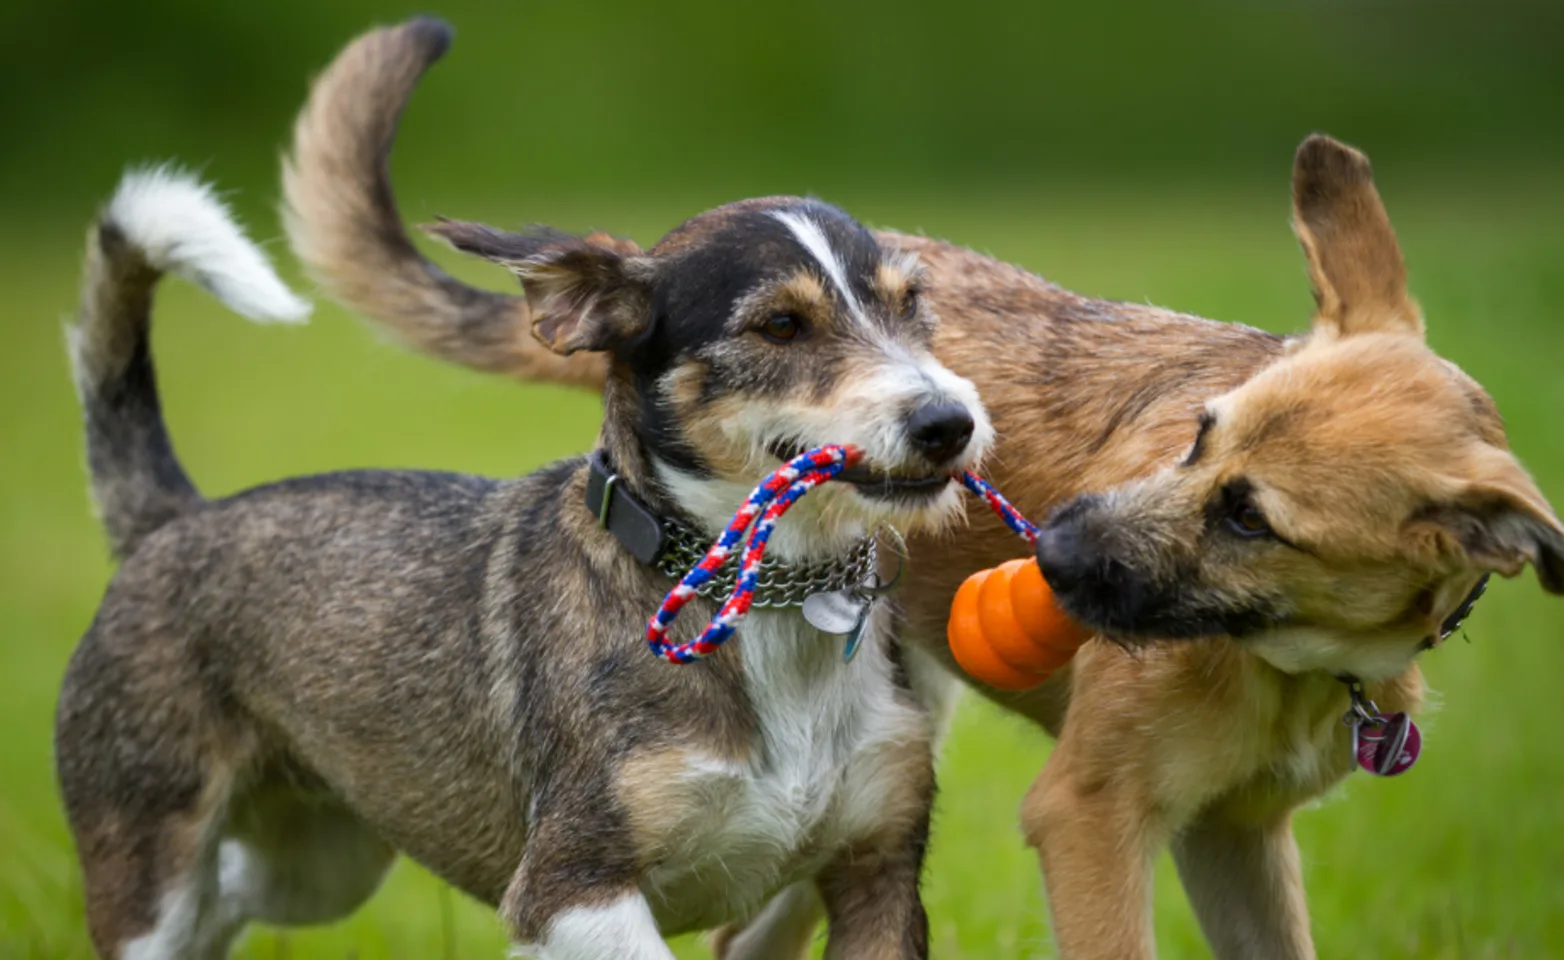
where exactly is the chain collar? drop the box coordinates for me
[654,516,878,608]
[586,451,879,608]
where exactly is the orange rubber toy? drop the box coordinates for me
[946,557,1094,690]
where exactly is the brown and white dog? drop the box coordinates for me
[52,22,998,960]
[291,19,1564,960]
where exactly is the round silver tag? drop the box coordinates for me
[802,589,866,635]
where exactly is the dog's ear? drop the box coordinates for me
[423,219,650,355]
[1413,451,1564,594]
[1291,134,1423,340]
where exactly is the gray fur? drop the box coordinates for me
[56,35,961,950]
[57,235,927,954]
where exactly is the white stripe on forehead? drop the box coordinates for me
[769,210,867,323]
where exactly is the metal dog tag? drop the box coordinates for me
[803,589,867,635]
[1353,712,1421,776]
[1341,679,1421,778]
[803,588,876,663]
[841,604,872,663]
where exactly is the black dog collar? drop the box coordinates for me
[1336,572,1491,692]
[586,450,669,566]
[1439,573,1490,641]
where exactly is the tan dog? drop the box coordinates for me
[284,21,1564,960]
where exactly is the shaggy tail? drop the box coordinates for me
[70,168,311,558]
[281,17,606,389]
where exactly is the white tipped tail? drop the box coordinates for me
[71,167,309,558]
[106,166,310,323]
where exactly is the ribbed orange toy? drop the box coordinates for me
[946,557,1094,690]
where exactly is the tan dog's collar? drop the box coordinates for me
[1438,573,1490,642]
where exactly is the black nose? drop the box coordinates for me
[1034,515,1094,597]
[906,402,975,464]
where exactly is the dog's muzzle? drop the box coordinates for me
[1033,501,1281,642]
[769,405,976,503]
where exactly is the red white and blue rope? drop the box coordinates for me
[646,446,1039,663]
[958,470,1040,546]
[646,445,859,663]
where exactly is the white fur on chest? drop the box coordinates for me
[643,606,926,930]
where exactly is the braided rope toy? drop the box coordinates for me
[647,445,1083,681]
[647,446,859,663]
[957,471,1039,546]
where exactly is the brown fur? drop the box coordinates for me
[808,143,1556,959]
[276,20,1564,960]
[904,141,1559,959]
[282,19,605,387]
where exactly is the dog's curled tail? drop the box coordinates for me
[70,167,311,558]
[281,17,606,389]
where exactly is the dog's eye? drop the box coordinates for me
[1228,502,1272,539]
[761,314,804,343]
[902,288,922,321]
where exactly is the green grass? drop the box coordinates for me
[3,178,1563,958]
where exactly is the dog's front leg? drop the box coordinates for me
[814,843,929,960]
[812,787,932,960]
[1171,808,1315,960]
[506,885,674,960]
[1021,745,1160,960]
[502,815,674,960]
[710,882,823,960]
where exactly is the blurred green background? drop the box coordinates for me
[2,1,1562,958]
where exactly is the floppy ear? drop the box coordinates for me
[1415,452,1564,594]
[423,219,650,355]
[1291,134,1423,339]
